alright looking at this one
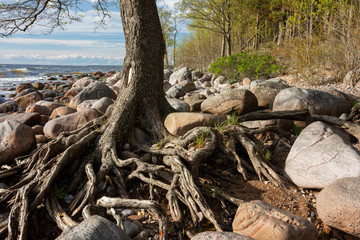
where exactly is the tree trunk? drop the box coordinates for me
[105,0,172,147]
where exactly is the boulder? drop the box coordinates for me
[71,77,96,88]
[25,104,51,116]
[201,89,258,115]
[0,113,41,127]
[35,134,48,144]
[44,108,102,139]
[56,215,130,240]
[76,100,98,112]
[15,91,42,107]
[232,200,318,240]
[176,80,196,92]
[212,76,226,86]
[192,70,204,80]
[64,87,82,99]
[166,98,190,112]
[0,101,19,113]
[69,82,116,109]
[317,177,360,238]
[41,89,57,99]
[15,83,33,94]
[165,112,225,136]
[166,86,187,99]
[273,88,351,117]
[192,232,254,240]
[184,94,206,112]
[33,82,45,90]
[0,97,5,104]
[169,67,192,85]
[92,97,114,114]
[284,121,360,189]
[163,80,172,92]
[249,78,289,108]
[164,69,173,80]
[50,106,77,119]
[0,120,36,164]
[32,125,44,135]
[35,100,65,111]
[15,88,39,98]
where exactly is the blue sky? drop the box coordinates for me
[0,0,180,66]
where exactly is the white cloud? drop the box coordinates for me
[0,38,123,48]
[158,0,180,10]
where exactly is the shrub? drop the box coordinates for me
[209,52,281,80]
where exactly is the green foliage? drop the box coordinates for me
[291,125,304,137]
[209,52,281,80]
[50,184,66,199]
[193,131,209,149]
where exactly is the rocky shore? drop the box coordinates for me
[0,67,359,239]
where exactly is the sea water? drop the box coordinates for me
[0,64,122,98]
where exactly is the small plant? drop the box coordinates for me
[50,184,66,199]
[156,139,166,149]
[262,150,272,163]
[291,125,304,137]
[193,131,209,149]
[226,112,240,125]
[77,180,86,191]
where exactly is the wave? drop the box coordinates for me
[0,76,46,83]
[9,68,30,74]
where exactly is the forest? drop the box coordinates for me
[161,0,360,84]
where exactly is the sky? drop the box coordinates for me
[0,0,180,66]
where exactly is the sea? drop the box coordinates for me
[0,64,122,98]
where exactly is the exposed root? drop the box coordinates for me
[45,195,78,231]
[96,197,168,240]
[5,109,350,239]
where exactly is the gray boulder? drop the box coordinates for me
[69,82,117,109]
[76,100,98,112]
[163,80,172,92]
[192,232,254,240]
[249,78,289,108]
[0,97,5,104]
[92,97,114,114]
[71,77,96,88]
[184,94,206,112]
[201,89,258,115]
[0,120,36,164]
[166,86,186,99]
[44,108,102,139]
[284,121,360,189]
[232,200,318,240]
[317,177,360,238]
[164,69,173,80]
[56,215,131,240]
[176,80,196,92]
[212,76,226,87]
[273,88,351,117]
[166,98,190,112]
[169,67,192,85]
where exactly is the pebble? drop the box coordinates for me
[121,209,134,217]
[64,194,74,204]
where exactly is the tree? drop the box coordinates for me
[178,0,240,57]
